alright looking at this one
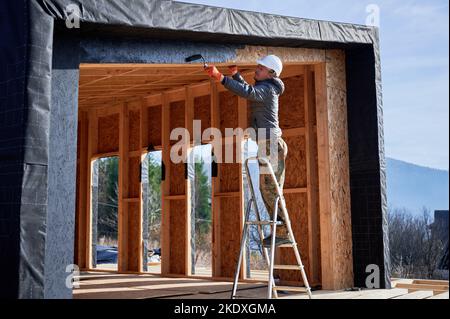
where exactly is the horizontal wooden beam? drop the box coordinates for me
[79,62,311,69]
[283,187,307,194]
[163,194,186,200]
[396,283,449,291]
[91,151,119,160]
[214,192,240,198]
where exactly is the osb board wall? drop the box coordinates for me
[169,100,185,145]
[169,200,186,274]
[284,135,307,188]
[127,201,141,271]
[193,95,211,138]
[169,159,185,195]
[216,92,242,277]
[219,198,241,278]
[97,113,119,153]
[313,132,322,284]
[279,76,305,129]
[274,192,309,283]
[276,74,315,284]
[148,105,162,147]
[219,163,240,193]
[76,103,144,272]
[219,140,240,193]
[278,136,308,284]
[324,50,353,288]
[128,110,140,151]
[219,91,238,135]
[128,156,141,198]
[235,46,326,64]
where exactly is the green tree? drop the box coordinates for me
[193,156,212,267]
[194,157,211,234]
[97,157,119,244]
[147,153,162,249]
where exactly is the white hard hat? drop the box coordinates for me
[257,55,283,77]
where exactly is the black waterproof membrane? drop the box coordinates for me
[0,0,390,298]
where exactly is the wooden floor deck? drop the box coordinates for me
[73,272,449,299]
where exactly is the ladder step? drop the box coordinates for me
[273,264,304,270]
[273,286,309,292]
[278,242,296,248]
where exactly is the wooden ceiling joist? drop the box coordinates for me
[78,64,305,110]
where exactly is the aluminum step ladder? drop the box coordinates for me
[231,156,312,299]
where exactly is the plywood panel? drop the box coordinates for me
[169,100,185,145]
[279,76,305,129]
[97,113,119,153]
[148,105,162,147]
[315,53,353,290]
[310,74,317,126]
[235,46,326,64]
[219,91,238,135]
[127,201,141,271]
[304,66,321,286]
[284,135,307,188]
[326,50,352,289]
[170,200,186,275]
[128,110,140,151]
[169,159,185,196]
[315,169,322,284]
[219,198,241,278]
[313,131,322,285]
[128,156,141,199]
[219,142,240,193]
[194,95,211,138]
[275,192,309,284]
[218,91,240,195]
[326,50,347,92]
[219,162,240,193]
[327,85,353,288]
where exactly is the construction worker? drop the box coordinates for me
[205,55,291,247]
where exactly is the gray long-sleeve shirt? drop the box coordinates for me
[221,72,285,140]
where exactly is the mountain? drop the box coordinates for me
[386,157,449,216]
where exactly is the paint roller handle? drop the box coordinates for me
[228,65,238,75]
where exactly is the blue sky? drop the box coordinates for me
[183,0,449,170]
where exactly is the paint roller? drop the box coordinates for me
[185,54,208,69]
[185,54,238,73]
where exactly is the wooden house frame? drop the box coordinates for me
[1,0,390,298]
